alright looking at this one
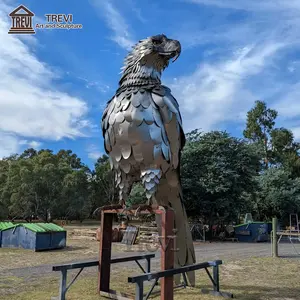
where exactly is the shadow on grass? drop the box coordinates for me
[108,283,300,300]
[194,284,300,300]
[278,255,300,259]
[41,245,91,252]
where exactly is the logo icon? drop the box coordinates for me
[8,5,35,35]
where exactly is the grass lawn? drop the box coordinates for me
[0,237,131,271]
[1,257,299,300]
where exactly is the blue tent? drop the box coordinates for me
[1,223,66,251]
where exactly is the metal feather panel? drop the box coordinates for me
[106,98,116,116]
[164,114,181,169]
[104,131,111,152]
[140,92,152,108]
[131,107,144,126]
[115,112,125,123]
[122,99,131,111]
[152,93,165,108]
[128,121,151,145]
[152,86,165,96]
[112,146,122,162]
[123,103,133,122]
[160,106,173,124]
[153,144,162,161]
[120,143,132,160]
[131,91,143,107]
[152,106,164,128]
[163,95,178,114]
[108,110,116,126]
[109,127,116,146]
[132,143,144,162]
[120,160,131,174]
[161,140,170,161]
[149,123,163,144]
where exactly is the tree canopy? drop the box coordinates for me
[181,130,260,224]
[0,100,299,225]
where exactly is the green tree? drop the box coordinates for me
[244,100,300,175]
[181,130,260,225]
[127,183,145,207]
[243,100,277,168]
[0,148,91,221]
[271,128,300,177]
[89,155,116,214]
[252,168,300,222]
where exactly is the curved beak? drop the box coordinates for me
[159,39,181,63]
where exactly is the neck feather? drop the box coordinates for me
[119,64,161,87]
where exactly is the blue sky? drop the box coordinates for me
[1,0,300,169]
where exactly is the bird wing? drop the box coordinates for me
[151,85,185,170]
[152,85,196,285]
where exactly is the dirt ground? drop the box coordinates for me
[1,228,300,299]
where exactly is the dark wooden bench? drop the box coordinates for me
[52,253,155,300]
[128,260,233,300]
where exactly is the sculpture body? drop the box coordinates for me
[101,34,195,284]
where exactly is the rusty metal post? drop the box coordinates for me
[98,210,113,293]
[160,208,174,300]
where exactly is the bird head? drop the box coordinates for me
[119,34,181,86]
[139,34,181,63]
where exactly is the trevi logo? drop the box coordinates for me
[8,5,35,34]
[8,4,83,35]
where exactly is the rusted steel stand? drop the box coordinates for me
[52,205,232,300]
[98,209,113,293]
[158,208,174,300]
[97,204,175,300]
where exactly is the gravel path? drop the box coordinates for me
[2,241,300,281]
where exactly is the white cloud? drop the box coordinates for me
[19,140,42,149]
[166,0,300,134]
[77,76,110,93]
[274,83,300,119]
[186,0,300,13]
[89,0,135,50]
[0,133,20,158]
[170,43,285,132]
[0,2,90,157]
[87,144,102,161]
[291,127,300,141]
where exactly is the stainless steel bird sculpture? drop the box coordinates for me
[101,34,196,285]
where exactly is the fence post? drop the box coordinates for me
[272,217,278,257]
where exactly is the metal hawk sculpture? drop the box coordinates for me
[101,34,196,285]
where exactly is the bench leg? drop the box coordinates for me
[59,270,67,300]
[135,282,144,300]
[146,257,151,273]
[213,265,220,292]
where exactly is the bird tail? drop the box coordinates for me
[155,171,196,286]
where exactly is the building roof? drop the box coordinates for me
[0,222,66,233]
[0,222,14,230]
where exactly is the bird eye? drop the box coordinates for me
[152,38,162,45]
